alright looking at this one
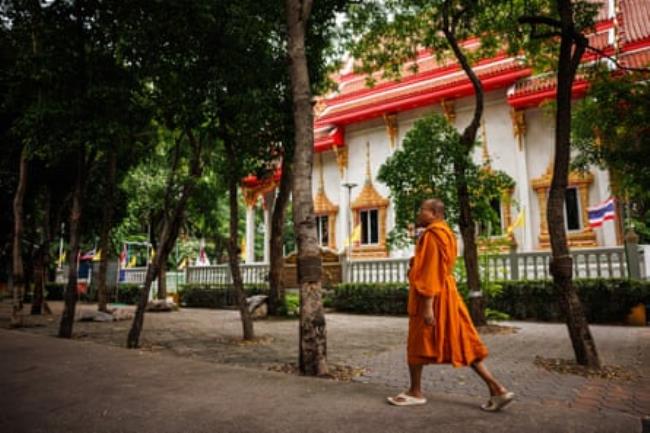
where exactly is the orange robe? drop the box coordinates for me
[407,220,488,367]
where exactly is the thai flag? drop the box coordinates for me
[587,197,616,228]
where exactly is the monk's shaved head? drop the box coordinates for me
[422,198,445,217]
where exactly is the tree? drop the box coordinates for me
[573,69,650,242]
[378,114,514,251]
[517,0,601,367]
[285,0,329,375]
[346,0,507,325]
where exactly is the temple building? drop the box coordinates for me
[242,0,650,262]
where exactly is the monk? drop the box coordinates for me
[387,198,514,412]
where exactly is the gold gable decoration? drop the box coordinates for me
[349,143,389,258]
[531,163,597,248]
[313,154,339,250]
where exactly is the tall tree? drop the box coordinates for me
[346,0,507,325]
[285,0,329,375]
[517,0,600,366]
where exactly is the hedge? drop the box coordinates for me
[331,279,650,323]
[42,282,142,304]
[178,283,268,309]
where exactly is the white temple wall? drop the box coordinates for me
[310,92,619,257]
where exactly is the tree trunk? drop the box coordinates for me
[286,0,328,376]
[157,262,167,300]
[268,162,292,316]
[58,147,85,338]
[442,7,486,326]
[11,148,29,327]
[547,0,600,367]
[31,187,51,315]
[97,148,116,312]
[225,164,255,340]
[127,131,202,348]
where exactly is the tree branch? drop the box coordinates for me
[586,45,650,74]
[300,0,313,23]
[518,15,562,29]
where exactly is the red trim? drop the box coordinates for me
[621,38,650,53]
[594,19,614,32]
[326,53,510,106]
[317,67,531,126]
[314,126,345,153]
[242,167,282,188]
[507,80,589,109]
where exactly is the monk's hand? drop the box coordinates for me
[422,297,434,326]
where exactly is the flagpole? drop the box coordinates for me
[58,223,65,270]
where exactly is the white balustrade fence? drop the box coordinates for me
[118,245,648,287]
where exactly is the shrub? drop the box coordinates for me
[331,283,409,315]
[45,283,65,300]
[178,283,268,309]
[116,284,143,305]
[331,279,650,323]
[278,292,300,317]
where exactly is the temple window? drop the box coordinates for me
[360,208,380,245]
[316,215,330,247]
[564,187,581,231]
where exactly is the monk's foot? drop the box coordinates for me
[387,391,427,406]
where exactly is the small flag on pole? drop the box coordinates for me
[587,197,616,228]
[507,208,525,235]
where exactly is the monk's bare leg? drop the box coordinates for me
[471,361,508,396]
[390,362,425,402]
[407,363,424,397]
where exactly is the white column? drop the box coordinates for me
[245,203,256,263]
[339,182,349,255]
[515,129,534,252]
[595,168,617,246]
[262,191,275,263]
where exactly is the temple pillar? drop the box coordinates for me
[262,191,275,263]
[511,109,534,251]
[245,202,256,263]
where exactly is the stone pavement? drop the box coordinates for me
[0,330,643,433]
[1,300,649,430]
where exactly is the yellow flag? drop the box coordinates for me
[92,249,102,262]
[128,255,137,268]
[346,225,361,245]
[150,248,156,260]
[178,257,187,269]
[507,208,525,235]
[58,251,67,267]
[240,239,246,261]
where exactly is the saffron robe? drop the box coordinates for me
[407,220,488,367]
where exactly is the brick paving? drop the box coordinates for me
[2,300,649,421]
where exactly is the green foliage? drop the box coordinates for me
[331,283,409,315]
[377,114,514,248]
[278,292,300,317]
[573,69,650,242]
[330,279,650,323]
[178,283,268,309]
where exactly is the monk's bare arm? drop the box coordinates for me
[422,296,434,325]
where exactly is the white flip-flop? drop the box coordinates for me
[387,392,428,406]
[480,391,515,412]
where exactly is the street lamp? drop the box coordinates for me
[341,182,358,269]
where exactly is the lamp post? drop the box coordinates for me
[341,182,358,278]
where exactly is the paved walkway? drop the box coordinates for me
[0,330,643,433]
[1,301,649,431]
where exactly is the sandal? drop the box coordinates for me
[481,391,515,412]
[387,392,427,406]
